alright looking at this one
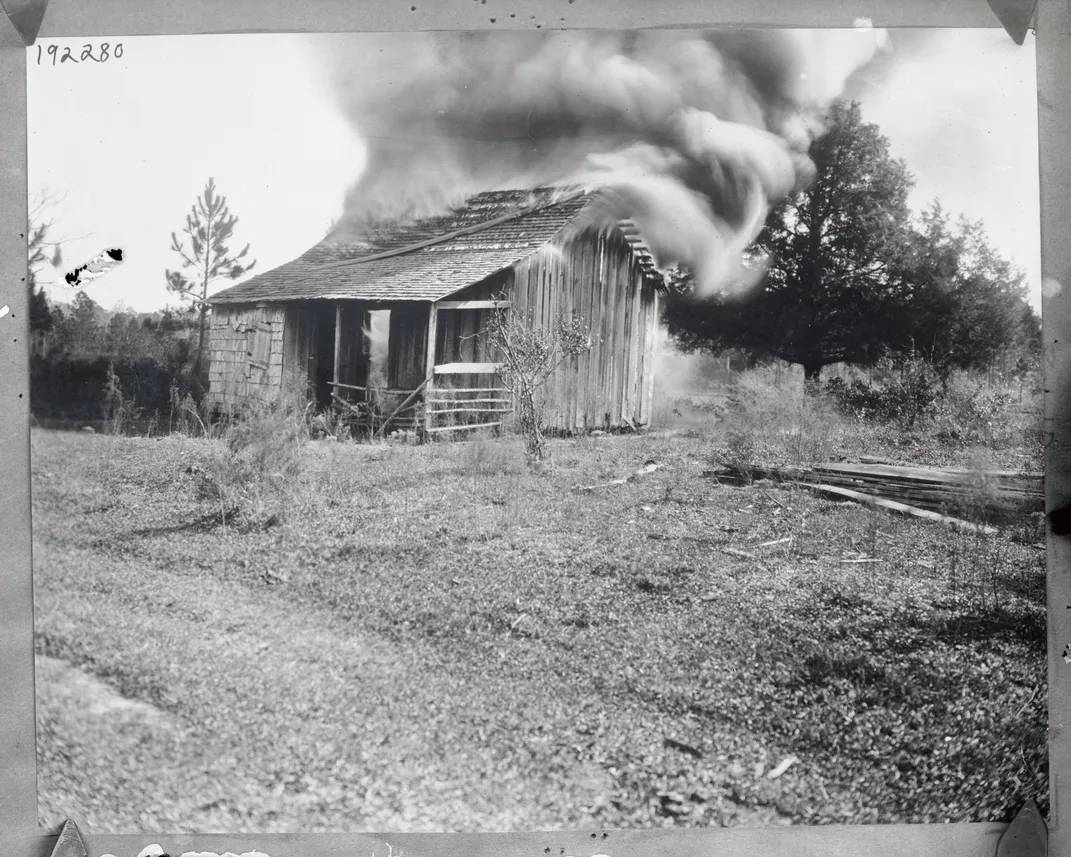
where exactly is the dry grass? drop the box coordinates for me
[31,423,1046,833]
[653,364,1043,474]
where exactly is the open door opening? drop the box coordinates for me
[313,308,336,410]
[365,310,391,392]
[282,302,371,412]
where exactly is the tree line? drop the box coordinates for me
[27,179,254,423]
[663,100,1041,387]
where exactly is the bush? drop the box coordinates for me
[103,363,136,435]
[169,385,215,437]
[824,356,940,428]
[484,302,589,464]
[707,359,1041,471]
[822,356,1038,452]
[928,379,1021,448]
[736,359,1045,471]
[188,377,314,529]
[713,368,857,468]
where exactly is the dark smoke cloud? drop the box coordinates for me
[324,29,888,294]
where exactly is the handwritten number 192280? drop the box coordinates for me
[36,43,124,65]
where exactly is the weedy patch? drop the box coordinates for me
[31,427,1046,831]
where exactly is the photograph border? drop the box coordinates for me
[1,2,1065,855]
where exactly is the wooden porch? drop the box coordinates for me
[318,298,514,438]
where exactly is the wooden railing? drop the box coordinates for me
[326,298,516,438]
[422,299,514,436]
[329,381,424,437]
[424,383,513,435]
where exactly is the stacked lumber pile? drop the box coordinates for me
[707,460,1043,528]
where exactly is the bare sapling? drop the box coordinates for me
[485,300,590,462]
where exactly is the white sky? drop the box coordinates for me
[26,29,1040,314]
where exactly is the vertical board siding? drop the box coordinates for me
[541,250,557,426]
[568,239,583,432]
[486,224,660,433]
[598,231,614,428]
[338,303,368,391]
[547,251,560,431]
[624,274,635,421]
[387,305,428,391]
[635,276,647,418]
[626,255,637,421]
[431,271,509,398]
[586,232,601,429]
[645,290,660,424]
[587,232,602,427]
[577,230,595,430]
[619,244,630,425]
[596,232,611,426]
[611,241,627,427]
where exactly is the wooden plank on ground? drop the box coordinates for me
[818,461,1043,487]
[800,482,998,535]
[709,462,1042,495]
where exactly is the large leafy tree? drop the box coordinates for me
[666,100,917,385]
[901,202,1036,377]
[666,101,1037,387]
[166,178,255,373]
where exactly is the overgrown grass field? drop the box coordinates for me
[33,384,1047,831]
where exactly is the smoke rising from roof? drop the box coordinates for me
[326,29,888,294]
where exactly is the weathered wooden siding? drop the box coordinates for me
[210,300,375,410]
[282,304,317,388]
[387,305,428,391]
[337,304,369,391]
[436,302,499,364]
[340,302,370,389]
[445,226,659,432]
[207,303,286,410]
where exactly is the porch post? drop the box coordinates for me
[424,300,439,435]
[332,301,342,399]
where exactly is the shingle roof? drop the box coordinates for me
[209,187,660,305]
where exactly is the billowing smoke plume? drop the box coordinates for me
[325,29,887,294]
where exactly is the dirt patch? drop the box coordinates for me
[37,655,173,725]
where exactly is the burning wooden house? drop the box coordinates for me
[206,187,665,435]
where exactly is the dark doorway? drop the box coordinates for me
[313,306,336,410]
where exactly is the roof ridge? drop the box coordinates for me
[314,187,593,271]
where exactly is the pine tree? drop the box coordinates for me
[166,178,255,373]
